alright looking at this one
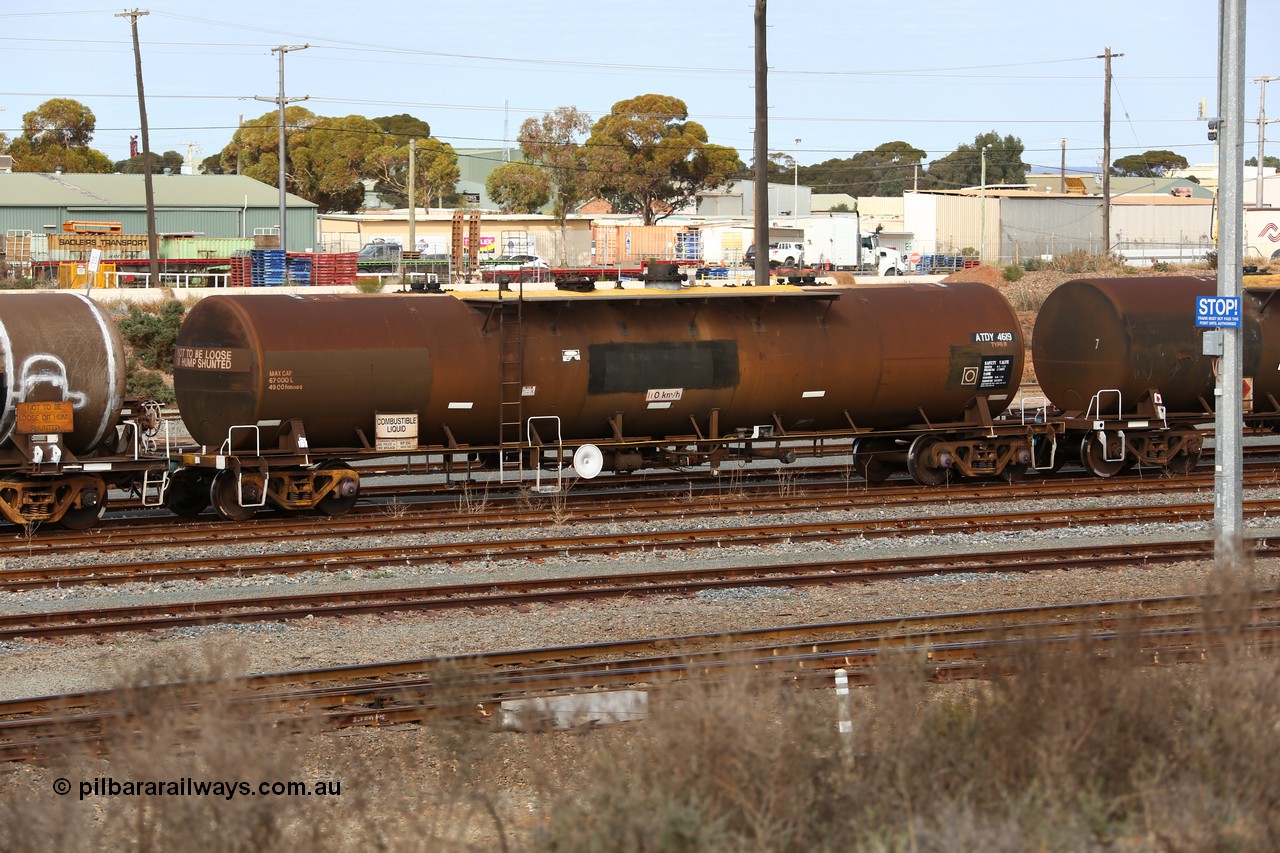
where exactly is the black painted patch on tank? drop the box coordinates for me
[588,340,739,394]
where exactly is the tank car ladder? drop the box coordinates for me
[497,284,525,483]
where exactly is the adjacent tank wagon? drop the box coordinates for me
[1032,276,1280,476]
[0,292,169,528]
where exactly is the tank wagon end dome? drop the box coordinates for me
[0,292,127,455]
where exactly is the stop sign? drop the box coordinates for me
[909,253,921,264]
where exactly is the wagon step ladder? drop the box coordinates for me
[497,288,524,483]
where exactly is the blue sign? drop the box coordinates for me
[1196,295,1242,328]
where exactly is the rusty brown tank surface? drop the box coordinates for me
[173,283,1025,449]
[0,292,126,455]
[1033,276,1264,415]
[1245,286,1280,413]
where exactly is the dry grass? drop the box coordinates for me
[2,567,1277,851]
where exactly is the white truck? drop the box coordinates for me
[800,216,906,276]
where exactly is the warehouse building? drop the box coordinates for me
[0,172,318,252]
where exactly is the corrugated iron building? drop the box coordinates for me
[904,190,1218,266]
[0,172,318,252]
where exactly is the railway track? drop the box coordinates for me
[2,538,1276,641]
[3,490,1280,593]
[1,590,1274,762]
[7,467,1280,561]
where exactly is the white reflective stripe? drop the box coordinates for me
[0,311,13,444]
[447,402,474,410]
[75,293,123,451]
[647,402,673,409]
[802,390,826,398]
[82,462,113,471]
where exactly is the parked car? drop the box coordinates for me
[744,242,804,268]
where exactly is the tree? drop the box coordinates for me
[218,108,442,213]
[290,114,388,212]
[220,106,315,196]
[113,150,184,174]
[373,114,431,140]
[1111,150,1188,177]
[366,135,460,210]
[486,162,551,213]
[1246,155,1280,169]
[800,141,927,198]
[584,94,739,225]
[519,107,593,262]
[5,98,113,173]
[200,153,227,175]
[926,132,1026,190]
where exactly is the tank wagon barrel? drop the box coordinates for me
[0,292,171,528]
[171,283,1042,519]
[1031,275,1280,477]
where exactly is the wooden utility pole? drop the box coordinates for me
[1099,47,1123,254]
[116,9,158,284]
[753,0,768,287]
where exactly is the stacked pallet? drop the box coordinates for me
[314,252,358,286]
[286,253,313,285]
[228,254,253,287]
[249,249,286,286]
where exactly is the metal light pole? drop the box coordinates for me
[793,138,801,225]
[1256,76,1278,209]
[1214,0,1246,566]
[255,44,308,252]
[979,146,987,264]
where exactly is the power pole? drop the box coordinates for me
[1255,76,1278,209]
[116,9,159,285]
[753,0,768,288]
[1060,138,1067,192]
[1098,47,1124,254]
[407,138,416,250]
[1215,0,1246,566]
[255,44,308,252]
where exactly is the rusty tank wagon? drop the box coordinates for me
[170,282,1046,519]
[1031,275,1280,476]
[0,292,169,528]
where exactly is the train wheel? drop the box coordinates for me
[852,438,895,484]
[1080,433,1127,478]
[316,462,360,517]
[164,468,211,517]
[210,471,257,522]
[60,495,108,530]
[1002,462,1030,482]
[1165,427,1203,474]
[906,435,951,486]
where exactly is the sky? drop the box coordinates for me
[2,1,1277,177]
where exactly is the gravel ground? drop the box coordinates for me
[0,482,1276,701]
